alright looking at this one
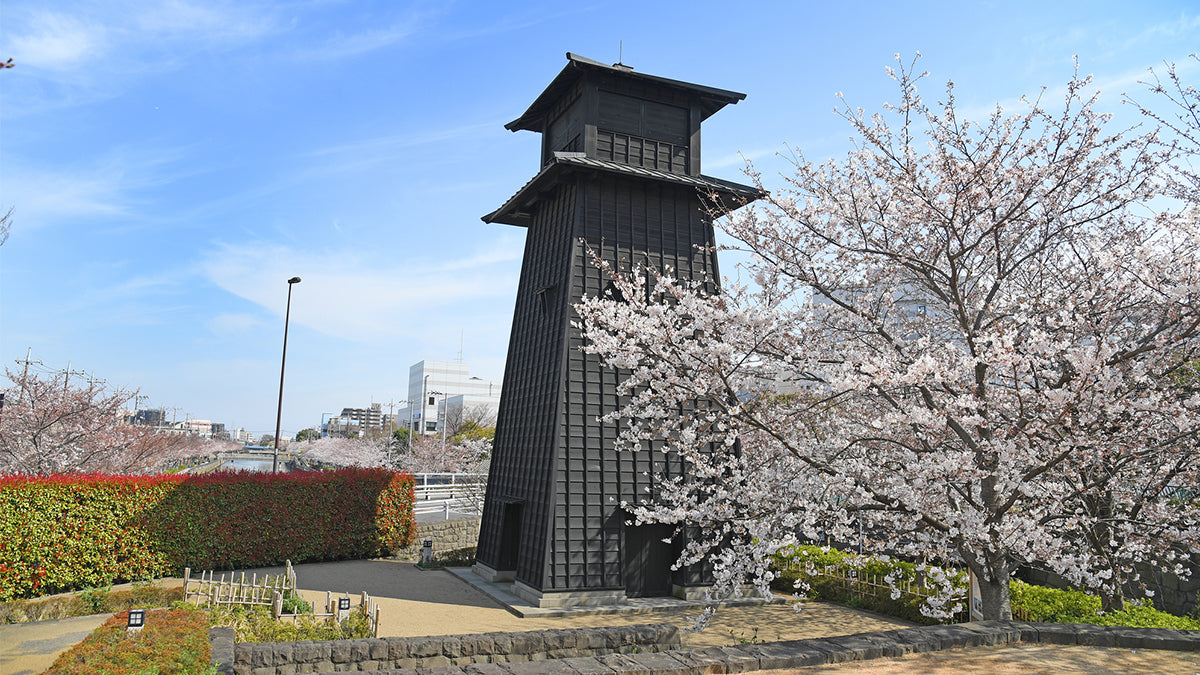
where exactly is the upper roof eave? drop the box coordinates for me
[504,52,747,133]
[481,154,764,227]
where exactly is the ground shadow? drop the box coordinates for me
[226,559,504,611]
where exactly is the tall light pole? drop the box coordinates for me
[430,391,449,449]
[421,374,431,435]
[272,276,301,473]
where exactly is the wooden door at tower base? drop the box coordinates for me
[497,502,523,571]
[623,523,674,598]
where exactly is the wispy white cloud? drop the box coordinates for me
[306,122,496,163]
[134,0,281,42]
[0,1,285,112]
[0,143,197,232]
[200,234,524,345]
[207,313,267,336]
[7,12,107,70]
[0,165,131,228]
[297,23,416,61]
[1122,13,1200,52]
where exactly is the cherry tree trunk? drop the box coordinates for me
[978,556,1013,620]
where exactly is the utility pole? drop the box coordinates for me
[17,347,37,383]
[133,395,149,425]
[15,348,41,403]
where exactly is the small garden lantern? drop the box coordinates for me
[127,609,146,633]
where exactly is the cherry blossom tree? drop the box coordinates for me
[395,434,490,474]
[296,436,388,468]
[0,367,196,474]
[297,432,490,477]
[576,57,1200,621]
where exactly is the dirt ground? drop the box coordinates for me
[781,643,1200,674]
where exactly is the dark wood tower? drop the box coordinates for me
[475,53,760,607]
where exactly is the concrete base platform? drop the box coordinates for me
[445,566,783,618]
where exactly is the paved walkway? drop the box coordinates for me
[1,614,113,675]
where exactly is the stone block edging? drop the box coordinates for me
[212,621,1200,675]
[210,623,679,674]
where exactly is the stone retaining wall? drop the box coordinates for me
[377,621,1200,674]
[213,621,1200,675]
[395,517,481,560]
[210,623,678,675]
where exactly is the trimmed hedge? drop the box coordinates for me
[0,469,415,600]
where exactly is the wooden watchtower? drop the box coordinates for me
[475,53,760,606]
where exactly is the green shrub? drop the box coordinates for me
[1009,580,1200,629]
[206,604,372,642]
[0,584,185,624]
[45,607,213,675]
[0,469,416,600]
[772,545,967,625]
[773,545,1200,629]
[280,590,311,614]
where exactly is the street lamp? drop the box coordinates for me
[421,374,431,435]
[430,391,449,449]
[272,276,301,473]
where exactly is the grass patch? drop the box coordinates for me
[0,583,184,624]
[45,607,213,675]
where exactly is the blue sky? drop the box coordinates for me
[1,0,1197,436]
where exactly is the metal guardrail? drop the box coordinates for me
[412,473,486,519]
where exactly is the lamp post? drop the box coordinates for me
[272,276,301,473]
[421,374,431,435]
[430,391,449,449]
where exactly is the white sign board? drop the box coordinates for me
[968,569,984,621]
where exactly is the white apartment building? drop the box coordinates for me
[396,360,501,435]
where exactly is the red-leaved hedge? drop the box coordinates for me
[0,469,415,600]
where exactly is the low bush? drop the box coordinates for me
[0,469,416,600]
[1010,580,1200,629]
[45,607,213,675]
[773,545,1200,629]
[206,604,372,642]
[772,545,967,625]
[0,583,184,624]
